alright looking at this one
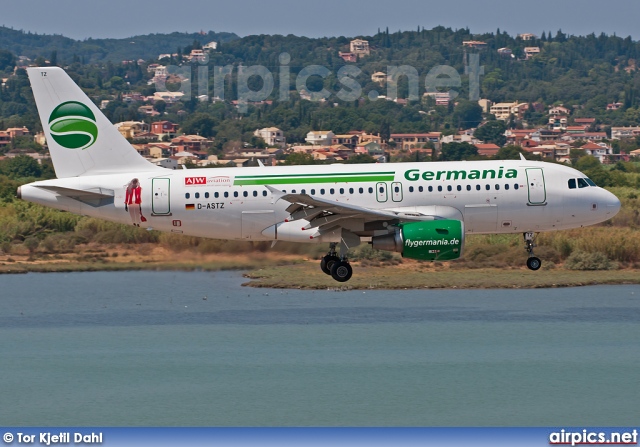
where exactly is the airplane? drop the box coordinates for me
[18,67,621,282]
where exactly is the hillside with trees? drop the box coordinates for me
[0,26,239,63]
[0,26,639,150]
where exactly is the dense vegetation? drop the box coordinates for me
[0,26,639,151]
[0,27,238,63]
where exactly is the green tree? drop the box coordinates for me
[0,49,15,71]
[181,113,216,138]
[575,155,601,171]
[494,145,524,160]
[0,155,42,178]
[439,142,478,161]
[452,100,483,129]
[345,154,376,164]
[282,152,317,165]
[153,100,167,115]
[473,120,507,146]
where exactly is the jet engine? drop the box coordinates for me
[371,220,464,261]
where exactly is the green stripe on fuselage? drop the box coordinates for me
[233,172,395,185]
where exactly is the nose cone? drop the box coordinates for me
[603,189,621,218]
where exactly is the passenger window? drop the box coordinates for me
[358,187,363,194]
[457,185,462,192]
[368,187,373,193]
[320,189,325,195]
[409,186,414,193]
[505,184,509,190]
[253,191,258,197]
[233,191,239,197]
[311,189,316,195]
[447,185,452,192]
[466,185,471,191]
[330,188,335,194]
[514,184,519,190]
[428,186,433,192]
[195,192,200,199]
[185,193,190,199]
[379,186,384,193]
[394,186,400,193]
[339,188,344,194]
[301,189,306,194]
[485,185,490,190]
[476,185,481,191]
[224,192,229,198]
[419,186,424,192]
[243,191,248,197]
[205,192,210,198]
[349,188,354,194]
[438,186,442,192]
[577,178,588,188]
[495,184,500,190]
[291,189,296,194]
[214,192,219,198]
[262,191,267,197]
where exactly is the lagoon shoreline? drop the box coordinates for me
[1,252,638,290]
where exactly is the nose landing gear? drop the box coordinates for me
[524,232,541,271]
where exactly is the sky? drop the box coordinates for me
[2,0,639,41]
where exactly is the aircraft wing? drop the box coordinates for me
[266,185,443,232]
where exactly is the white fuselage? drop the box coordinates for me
[19,159,620,242]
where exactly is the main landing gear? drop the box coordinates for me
[523,232,542,271]
[320,242,353,282]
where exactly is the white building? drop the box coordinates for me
[490,102,528,120]
[349,39,370,56]
[254,127,286,148]
[610,127,640,140]
[305,131,335,146]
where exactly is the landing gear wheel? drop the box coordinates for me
[320,255,340,275]
[527,257,542,271]
[330,260,353,282]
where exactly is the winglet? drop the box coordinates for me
[519,152,527,161]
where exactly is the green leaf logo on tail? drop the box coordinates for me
[48,101,98,150]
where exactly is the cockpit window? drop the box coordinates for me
[585,178,596,187]
[577,178,588,188]
[568,179,576,189]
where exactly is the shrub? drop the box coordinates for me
[564,251,618,270]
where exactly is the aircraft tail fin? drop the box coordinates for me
[27,67,161,178]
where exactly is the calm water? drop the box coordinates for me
[0,271,639,426]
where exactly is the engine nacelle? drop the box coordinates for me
[371,220,464,261]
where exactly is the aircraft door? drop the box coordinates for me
[526,168,547,205]
[391,182,403,202]
[376,182,388,202]
[152,178,171,215]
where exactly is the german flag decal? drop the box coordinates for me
[185,204,195,210]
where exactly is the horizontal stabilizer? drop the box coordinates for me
[35,185,115,207]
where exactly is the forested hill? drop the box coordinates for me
[0,26,239,62]
[208,28,640,107]
[0,26,639,141]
